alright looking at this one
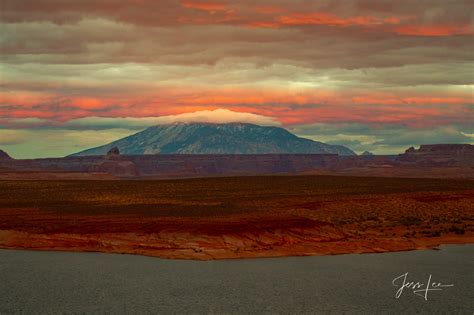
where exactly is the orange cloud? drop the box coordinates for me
[0,92,53,108]
[180,0,227,12]
[394,24,474,36]
[276,12,399,27]
[71,98,107,110]
[2,87,472,127]
[244,11,406,29]
[246,21,279,29]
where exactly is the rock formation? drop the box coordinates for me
[106,146,120,157]
[0,149,13,160]
[92,146,138,176]
[1,144,473,179]
[397,144,474,166]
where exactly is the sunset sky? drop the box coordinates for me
[1,0,473,158]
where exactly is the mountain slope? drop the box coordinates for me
[71,123,355,156]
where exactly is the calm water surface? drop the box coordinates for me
[0,245,473,314]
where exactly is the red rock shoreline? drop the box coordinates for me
[1,176,473,260]
[1,229,472,260]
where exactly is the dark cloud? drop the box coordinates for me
[2,0,473,26]
[1,0,473,69]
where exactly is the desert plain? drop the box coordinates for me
[0,175,473,260]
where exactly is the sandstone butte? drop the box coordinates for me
[1,144,474,180]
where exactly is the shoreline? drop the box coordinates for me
[1,229,472,260]
[1,176,473,261]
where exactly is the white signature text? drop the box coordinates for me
[392,272,454,300]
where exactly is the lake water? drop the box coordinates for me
[0,245,472,314]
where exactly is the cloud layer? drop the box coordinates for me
[0,1,473,157]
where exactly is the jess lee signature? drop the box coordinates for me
[392,272,454,300]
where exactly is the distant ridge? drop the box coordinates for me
[71,122,356,156]
[0,149,13,160]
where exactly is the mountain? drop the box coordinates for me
[0,150,13,160]
[71,122,356,156]
[361,151,374,156]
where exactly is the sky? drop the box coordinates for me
[0,0,473,158]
